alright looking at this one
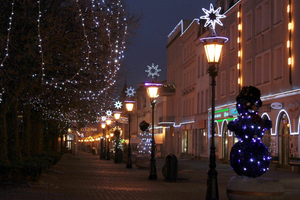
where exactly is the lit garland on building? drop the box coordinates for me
[237,4,242,90]
[287,0,292,84]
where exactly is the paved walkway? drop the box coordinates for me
[1,151,300,200]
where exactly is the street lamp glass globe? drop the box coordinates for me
[204,43,223,63]
[147,86,159,99]
[125,100,135,112]
[113,112,121,120]
[101,123,106,129]
[106,119,112,125]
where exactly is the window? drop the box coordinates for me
[187,72,189,87]
[205,89,209,111]
[263,52,270,83]
[201,53,205,75]
[255,50,271,85]
[255,0,271,35]
[197,92,200,114]
[221,71,226,96]
[221,30,226,56]
[274,46,283,80]
[229,66,236,94]
[230,23,236,50]
[201,91,204,113]
[193,68,196,85]
[197,56,200,78]
[178,99,181,117]
[262,0,271,31]
[255,56,262,85]
[189,99,191,116]
[184,73,186,88]
[245,60,252,85]
[255,6,262,34]
[274,0,283,24]
[246,12,252,41]
[192,97,194,115]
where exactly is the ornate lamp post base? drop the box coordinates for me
[126,148,132,168]
[148,157,157,180]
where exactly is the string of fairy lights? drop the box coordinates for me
[1,0,128,125]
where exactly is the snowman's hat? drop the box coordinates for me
[139,120,150,131]
[236,86,262,107]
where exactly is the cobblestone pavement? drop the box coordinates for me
[1,151,300,200]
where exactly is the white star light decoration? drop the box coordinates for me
[105,110,113,117]
[101,116,107,122]
[125,87,136,97]
[145,63,161,79]
[114,101,122,109]
[200,3,226,31]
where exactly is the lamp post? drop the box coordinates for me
[100,123,106,160]
[199,3,228,199]
[145,82,162,180]
[125,100,135,168]
[113,111,122,163]
[200,35,228,200]
[106,118,112,160]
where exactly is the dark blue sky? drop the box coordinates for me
[122,0,211,88]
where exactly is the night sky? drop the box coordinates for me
[122,0,211,88]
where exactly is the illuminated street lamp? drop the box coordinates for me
[125,100,135,168]
[106,118,112,160]
[113,111,122,163]
[200,3,228,200]
[145,82,162,180]
[113,111,121,121]
[100,123,106,160]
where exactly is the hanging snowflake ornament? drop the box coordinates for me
[114,101,122,109]
[101,116,107,122]
[145,63,161,79]
[200,3,226,31]
[125,87,136,97]
[105,110,113,117]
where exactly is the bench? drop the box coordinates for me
[289,160,300,172]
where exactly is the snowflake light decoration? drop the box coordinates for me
[125,87,136,97]
[200,3,226,31]
[145,63,161,78]
[101,116,107,122]
[114,101,122,109]
[105,110,113,117]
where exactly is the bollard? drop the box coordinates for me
[162,154,178,182]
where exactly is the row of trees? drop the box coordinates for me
[0,0,139,165]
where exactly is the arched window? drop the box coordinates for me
[278,112,290,165]
[262,115,276,159]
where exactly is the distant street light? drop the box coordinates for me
[100,123,106,160]
[106,118,112,160]
[145,82,162,180]
[125,100,135,168]
[113,111,122,163]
